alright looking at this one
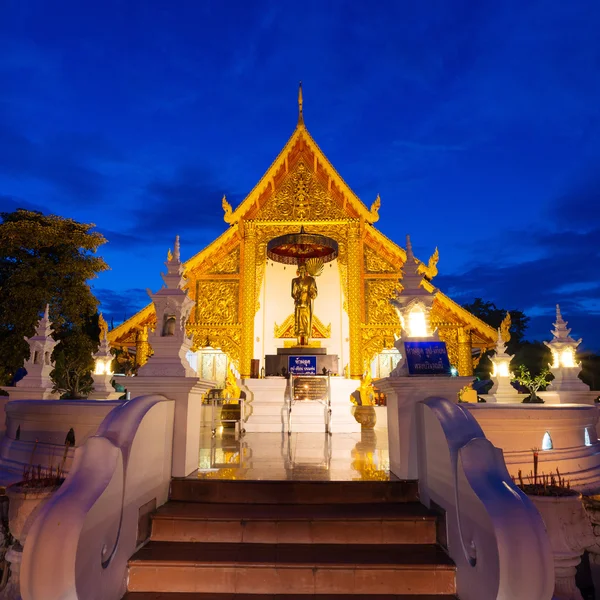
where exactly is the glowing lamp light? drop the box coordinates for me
[407,306,428,337]
[560,348,576,368]
[94,357,113,376]
[551,351,560,369]
[491,359,511,378]
[542,431,553,451]
[450,366,458,377]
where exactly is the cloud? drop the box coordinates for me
[0,122,111,203]
[94,288,149,325]
[0,194,47,214]
[128,166,242,241]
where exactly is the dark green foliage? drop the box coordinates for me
[512,341,552,378]
[463,298,531,379]
[0,209,108,391]
[463,298,530,350]
[580,352,600,390]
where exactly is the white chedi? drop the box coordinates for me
[487,326,521,403]
[138,235,196,378]
[390,235,439,377]
[89,327,121,400]
[13,305,59,398]
[544,305,587,392]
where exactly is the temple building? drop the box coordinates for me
[108,88,496,383]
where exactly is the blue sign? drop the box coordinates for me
[404,341,451,375]
[288,355,317,375]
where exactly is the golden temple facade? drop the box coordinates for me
[109,100,496,379]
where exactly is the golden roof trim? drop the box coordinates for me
[224,124,379,225]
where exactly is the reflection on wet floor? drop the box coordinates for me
[196,428,390,481]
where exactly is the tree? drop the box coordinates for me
[512,341,552,378]
[462,298,530,351]
[579,351,600,391]
[0,209,108,387]
[51,314,101,399]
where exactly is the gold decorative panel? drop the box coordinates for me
[195,281,239,324]
[274,313,331,339]
[188,324,241,370]
[208,247,240,274]
[364,246,396,274]
[258,161,347,221]
[365,280,401,325]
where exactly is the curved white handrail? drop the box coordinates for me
[418,396,554,600]
[20,394,174,600]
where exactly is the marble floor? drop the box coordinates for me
[195,427,390,481]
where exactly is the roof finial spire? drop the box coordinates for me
[174,235,180,262]
[298,81,304,125]
[405,234,414,262]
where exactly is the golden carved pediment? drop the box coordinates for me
[364,246,397,274]
[194,281,239,324]
[208,247,240,275]
[258,161,347,221]
[365,280,402,325]
[274,313,331,339]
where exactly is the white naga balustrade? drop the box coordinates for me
[20,394,174,600]
[417,397,554,600]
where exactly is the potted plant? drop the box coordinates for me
[513,365,552,403]
[4,436,72,600]
[351,373,377,429]
[514,450,594,600]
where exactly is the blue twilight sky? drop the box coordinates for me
[1,0,599,350]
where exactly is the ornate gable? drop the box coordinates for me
[223,124,380,225]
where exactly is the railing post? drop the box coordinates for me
[377,376,471,479]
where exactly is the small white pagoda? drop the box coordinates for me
[6,305,60,400]
[89,325,121,401]
[137,236,196,378]
[540,305,595,404]
[485,325,523,403]
[390,235,439,377]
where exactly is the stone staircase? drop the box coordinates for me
[123,479,457,599]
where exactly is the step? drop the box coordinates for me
[128,542,455,595]
[151,502,437,545]
[123,594,459,599]
[170,480,418,505]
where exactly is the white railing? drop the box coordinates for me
[417,397,554,600]
[20,394,174,600]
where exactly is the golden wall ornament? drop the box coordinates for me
[135,326,150,367]
[194,281,239,324]
[364,246,396,274]
[208,247,240,275]
[188,324,241,370]
[259,161,347,221]
[361,326,398,371]
[365,280,402,324]
[239,222,257,377]
[274,313,331,339]
[457,326,474,376]
[347,223,363,378]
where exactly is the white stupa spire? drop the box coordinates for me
[544,304,587,392]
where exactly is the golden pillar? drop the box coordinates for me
[457,326,473,376]
[347,223,363,379]
[135,326,150,367]
[240,222,257,378]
